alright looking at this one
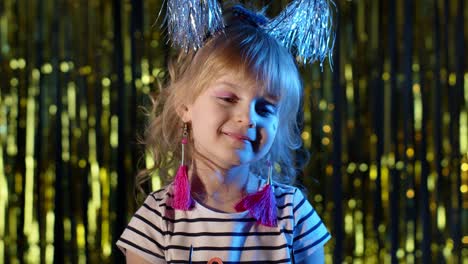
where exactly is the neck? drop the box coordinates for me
[188,160,258,212]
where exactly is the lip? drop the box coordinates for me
[223,132,253,142]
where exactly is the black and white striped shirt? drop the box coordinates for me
[117,182,330,263]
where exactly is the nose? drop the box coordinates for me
[237,103,256,128]
[237,114,255,128]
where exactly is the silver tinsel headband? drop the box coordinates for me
[165,0,224,52]
[164,0,335,66]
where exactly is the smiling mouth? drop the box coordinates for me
[223,132,252,143]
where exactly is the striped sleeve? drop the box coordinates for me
[116,190,167,263]
[292,189,331,261]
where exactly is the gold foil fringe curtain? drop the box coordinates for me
[0,0,466,263]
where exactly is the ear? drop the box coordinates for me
[176,103,192,123]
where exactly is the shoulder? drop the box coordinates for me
[271,182,301,205]
[271,182,306,220]
[271,182,329,234]
[133,185,175,224]
[141,185,172,210]
[271,181,297,195]
[146,185,172,205]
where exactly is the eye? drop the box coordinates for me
[218,97,237,103]
[255,100,277,116]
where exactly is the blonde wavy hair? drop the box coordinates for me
[136,20,305,195]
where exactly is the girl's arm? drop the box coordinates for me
[291,189,330,263]
[296,246,324,264]
[118,191,168,263]
[126,250,160,264]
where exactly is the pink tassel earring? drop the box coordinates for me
[235,160,278,227]
[172,123,193,210]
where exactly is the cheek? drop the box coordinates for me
[191,105,226,136]
[261,119,279,144]
[271,118,279,134]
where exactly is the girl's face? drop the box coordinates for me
[181,73,279,169]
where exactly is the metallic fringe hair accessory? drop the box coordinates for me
[163,0,335,67]
[262,0,335,66]
[165,0,224,52]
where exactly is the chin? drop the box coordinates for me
[218,154,252,167]
[236,150,259,162]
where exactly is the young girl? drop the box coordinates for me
[117,3,333,263]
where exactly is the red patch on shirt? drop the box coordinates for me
[207,257,223,264]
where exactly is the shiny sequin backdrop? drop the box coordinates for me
[0,0,466,263]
